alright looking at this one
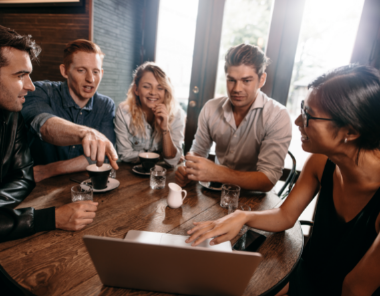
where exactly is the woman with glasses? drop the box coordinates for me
[186,65,380,296]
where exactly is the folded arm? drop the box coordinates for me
[33,155,89,182]
[185,156,274,191]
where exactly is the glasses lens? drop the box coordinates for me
[301,101,307,127]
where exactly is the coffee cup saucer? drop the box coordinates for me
[132,164,151,176]
[199,181,223,191]
[80,178,120,193]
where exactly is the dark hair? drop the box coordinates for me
[0,25,41,68]
[224,43,270,77]
[63,39,104,68]
[309,64,380,151]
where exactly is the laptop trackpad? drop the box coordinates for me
[125,230,232,252]
[160,233,231,251]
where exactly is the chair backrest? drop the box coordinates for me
[277,151,298,199]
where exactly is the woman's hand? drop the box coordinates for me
[186,210,249,246]
[153,104,169,131]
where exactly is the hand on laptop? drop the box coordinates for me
[186,210,249,246]
[55,201,98,231]
[81,129,119,170]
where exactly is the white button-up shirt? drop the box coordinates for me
[190,92,292,184]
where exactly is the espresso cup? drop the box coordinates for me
[167,183,187,208]
[86,164,112,190]
[139,152,160,172]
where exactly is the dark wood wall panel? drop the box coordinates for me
[0,1,90,82]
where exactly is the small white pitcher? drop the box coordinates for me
[167,183,187,208]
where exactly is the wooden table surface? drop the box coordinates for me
[0,163,303,296]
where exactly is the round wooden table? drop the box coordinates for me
[0,163,303,296]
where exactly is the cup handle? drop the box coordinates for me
[182,190,187,201]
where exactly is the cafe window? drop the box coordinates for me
[286,0,365,170]
[155,0,199,113]
[214,0,274,98]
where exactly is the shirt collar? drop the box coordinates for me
[222,91,265,118]
[61,81,94,111]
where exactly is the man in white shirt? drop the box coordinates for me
[175,44,292,191]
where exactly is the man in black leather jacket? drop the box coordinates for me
[0,26,54,243]
[0,26,111,243]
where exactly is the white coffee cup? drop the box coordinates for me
[167,183,187,208]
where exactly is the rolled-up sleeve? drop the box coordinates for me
[256,108,292,185]
[163,108,185,167]
[190,104,213,158]
[22,83,57,139]
[114,105,144,163]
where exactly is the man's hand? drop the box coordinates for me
[33,165,50,183]
[185,155,222,182]
[186,210,248,246]
[81,129,119,169]
[55,201,98,231]
[175,165,191,187]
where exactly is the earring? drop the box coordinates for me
[344,138,347,144]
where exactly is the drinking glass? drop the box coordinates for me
[150,166,167,189]
[220,184,240,208]
[109,168,117,179]
[71,185,93,202]
[104,159,117,178]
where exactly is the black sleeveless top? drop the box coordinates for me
[290,159,380,295]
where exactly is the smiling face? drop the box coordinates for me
[134,71,165,111]
[0,47,35,112]
[226,64,266,112]
[295,90,349,155]
[60,51,103,107]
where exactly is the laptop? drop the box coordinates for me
[83,230,262,296]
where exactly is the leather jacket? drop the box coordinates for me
[0,110,54,243]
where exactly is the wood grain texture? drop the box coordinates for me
[0,163,302,296]
[0,1,90,83]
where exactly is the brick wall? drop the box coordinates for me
[0,0,152,107]
[93,0,144,106]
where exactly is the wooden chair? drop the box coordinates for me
[276,151,316,244]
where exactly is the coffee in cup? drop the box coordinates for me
[86,163,112,190]
[139,152,160,171]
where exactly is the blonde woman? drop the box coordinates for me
[115,62,185,167]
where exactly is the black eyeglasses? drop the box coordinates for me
[301,100,333,127]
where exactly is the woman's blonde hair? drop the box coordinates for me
[121,62,177,138]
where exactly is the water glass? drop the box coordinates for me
[150,166,166,189]
[109,168,116,179]
[220,184,240,208]
[71,185,93,202]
